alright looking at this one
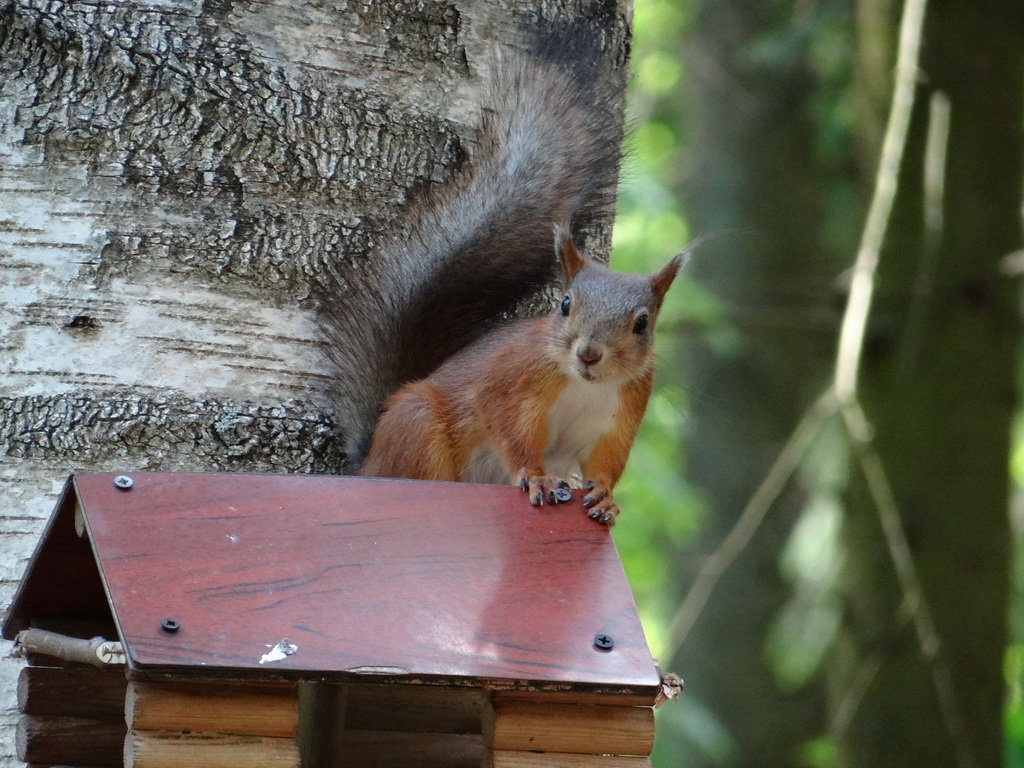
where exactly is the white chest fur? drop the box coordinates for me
[461,376,622,485]
[543,376,621,479]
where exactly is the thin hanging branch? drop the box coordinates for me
[833,0,929,403]
[898,91,952,378]
[667,0,978,762]
[842,401,975,768]
[669,0,931,653]
[667,390,836,649]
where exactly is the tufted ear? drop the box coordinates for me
[651,250,688,302]
[553,222,586,281]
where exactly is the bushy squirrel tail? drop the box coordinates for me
[320,21,627,470]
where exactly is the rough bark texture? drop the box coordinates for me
[834,1,1023,766]
[0,1,632,763]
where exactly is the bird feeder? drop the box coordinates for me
[3,472,678,767]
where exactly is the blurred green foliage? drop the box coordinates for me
[1008,643,1024,765]
[614,0,1024,765]
[610,0,700,667]
[611,2,725,764]
[1008,414,1024,764]
[609,1,790,762]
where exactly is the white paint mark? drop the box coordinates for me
[259,638,298,664]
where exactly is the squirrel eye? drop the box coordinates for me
[560,296,571,316]
[633,312,649,335]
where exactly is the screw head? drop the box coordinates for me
[552,487,573,503]
[160,618,181,633]
[113,475,134,490]
[593,633,614,651]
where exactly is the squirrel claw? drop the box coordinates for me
[582,484,608,509]
[592,502,620,526]
[582,483,619,525]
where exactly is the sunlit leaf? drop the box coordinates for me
[636,50,685,96]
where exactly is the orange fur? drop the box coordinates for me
[359,234,682,525]
[361,317,569,485]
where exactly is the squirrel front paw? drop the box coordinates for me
[582,482,620,525]
[516,470,572,506]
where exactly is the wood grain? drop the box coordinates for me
[486,752,653,768]
[491,689,660,708]
[60,472,659,696]
[126,681,299,738]
[16,714,125,766]
[485,701,655,756]
[124,730,300,768]
[18,666,127,720]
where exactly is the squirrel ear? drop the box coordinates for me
[554,223,586,281]
[651,251,688,301]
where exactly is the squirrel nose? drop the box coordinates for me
[577,344,603,366]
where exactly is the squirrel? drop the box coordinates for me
[320,21,682,524]
[359,229,682,524]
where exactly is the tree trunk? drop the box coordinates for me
[833,1,1023,766]
[0,1,631,763]
[672,2,850,764]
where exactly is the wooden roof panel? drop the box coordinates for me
[57,472,659,694]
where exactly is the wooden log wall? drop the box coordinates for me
[15,668,658,767]
[125,731,299,768]
[486,753,654,767]
[483,696,656,767]
[123,681,300,768]
[16,665,127,767]
[306,683,657,767]
[124,682,299,737]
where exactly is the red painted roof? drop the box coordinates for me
[4,472,660,698]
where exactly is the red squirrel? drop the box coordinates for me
[359,228,682,524]
[320,21,674,522]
